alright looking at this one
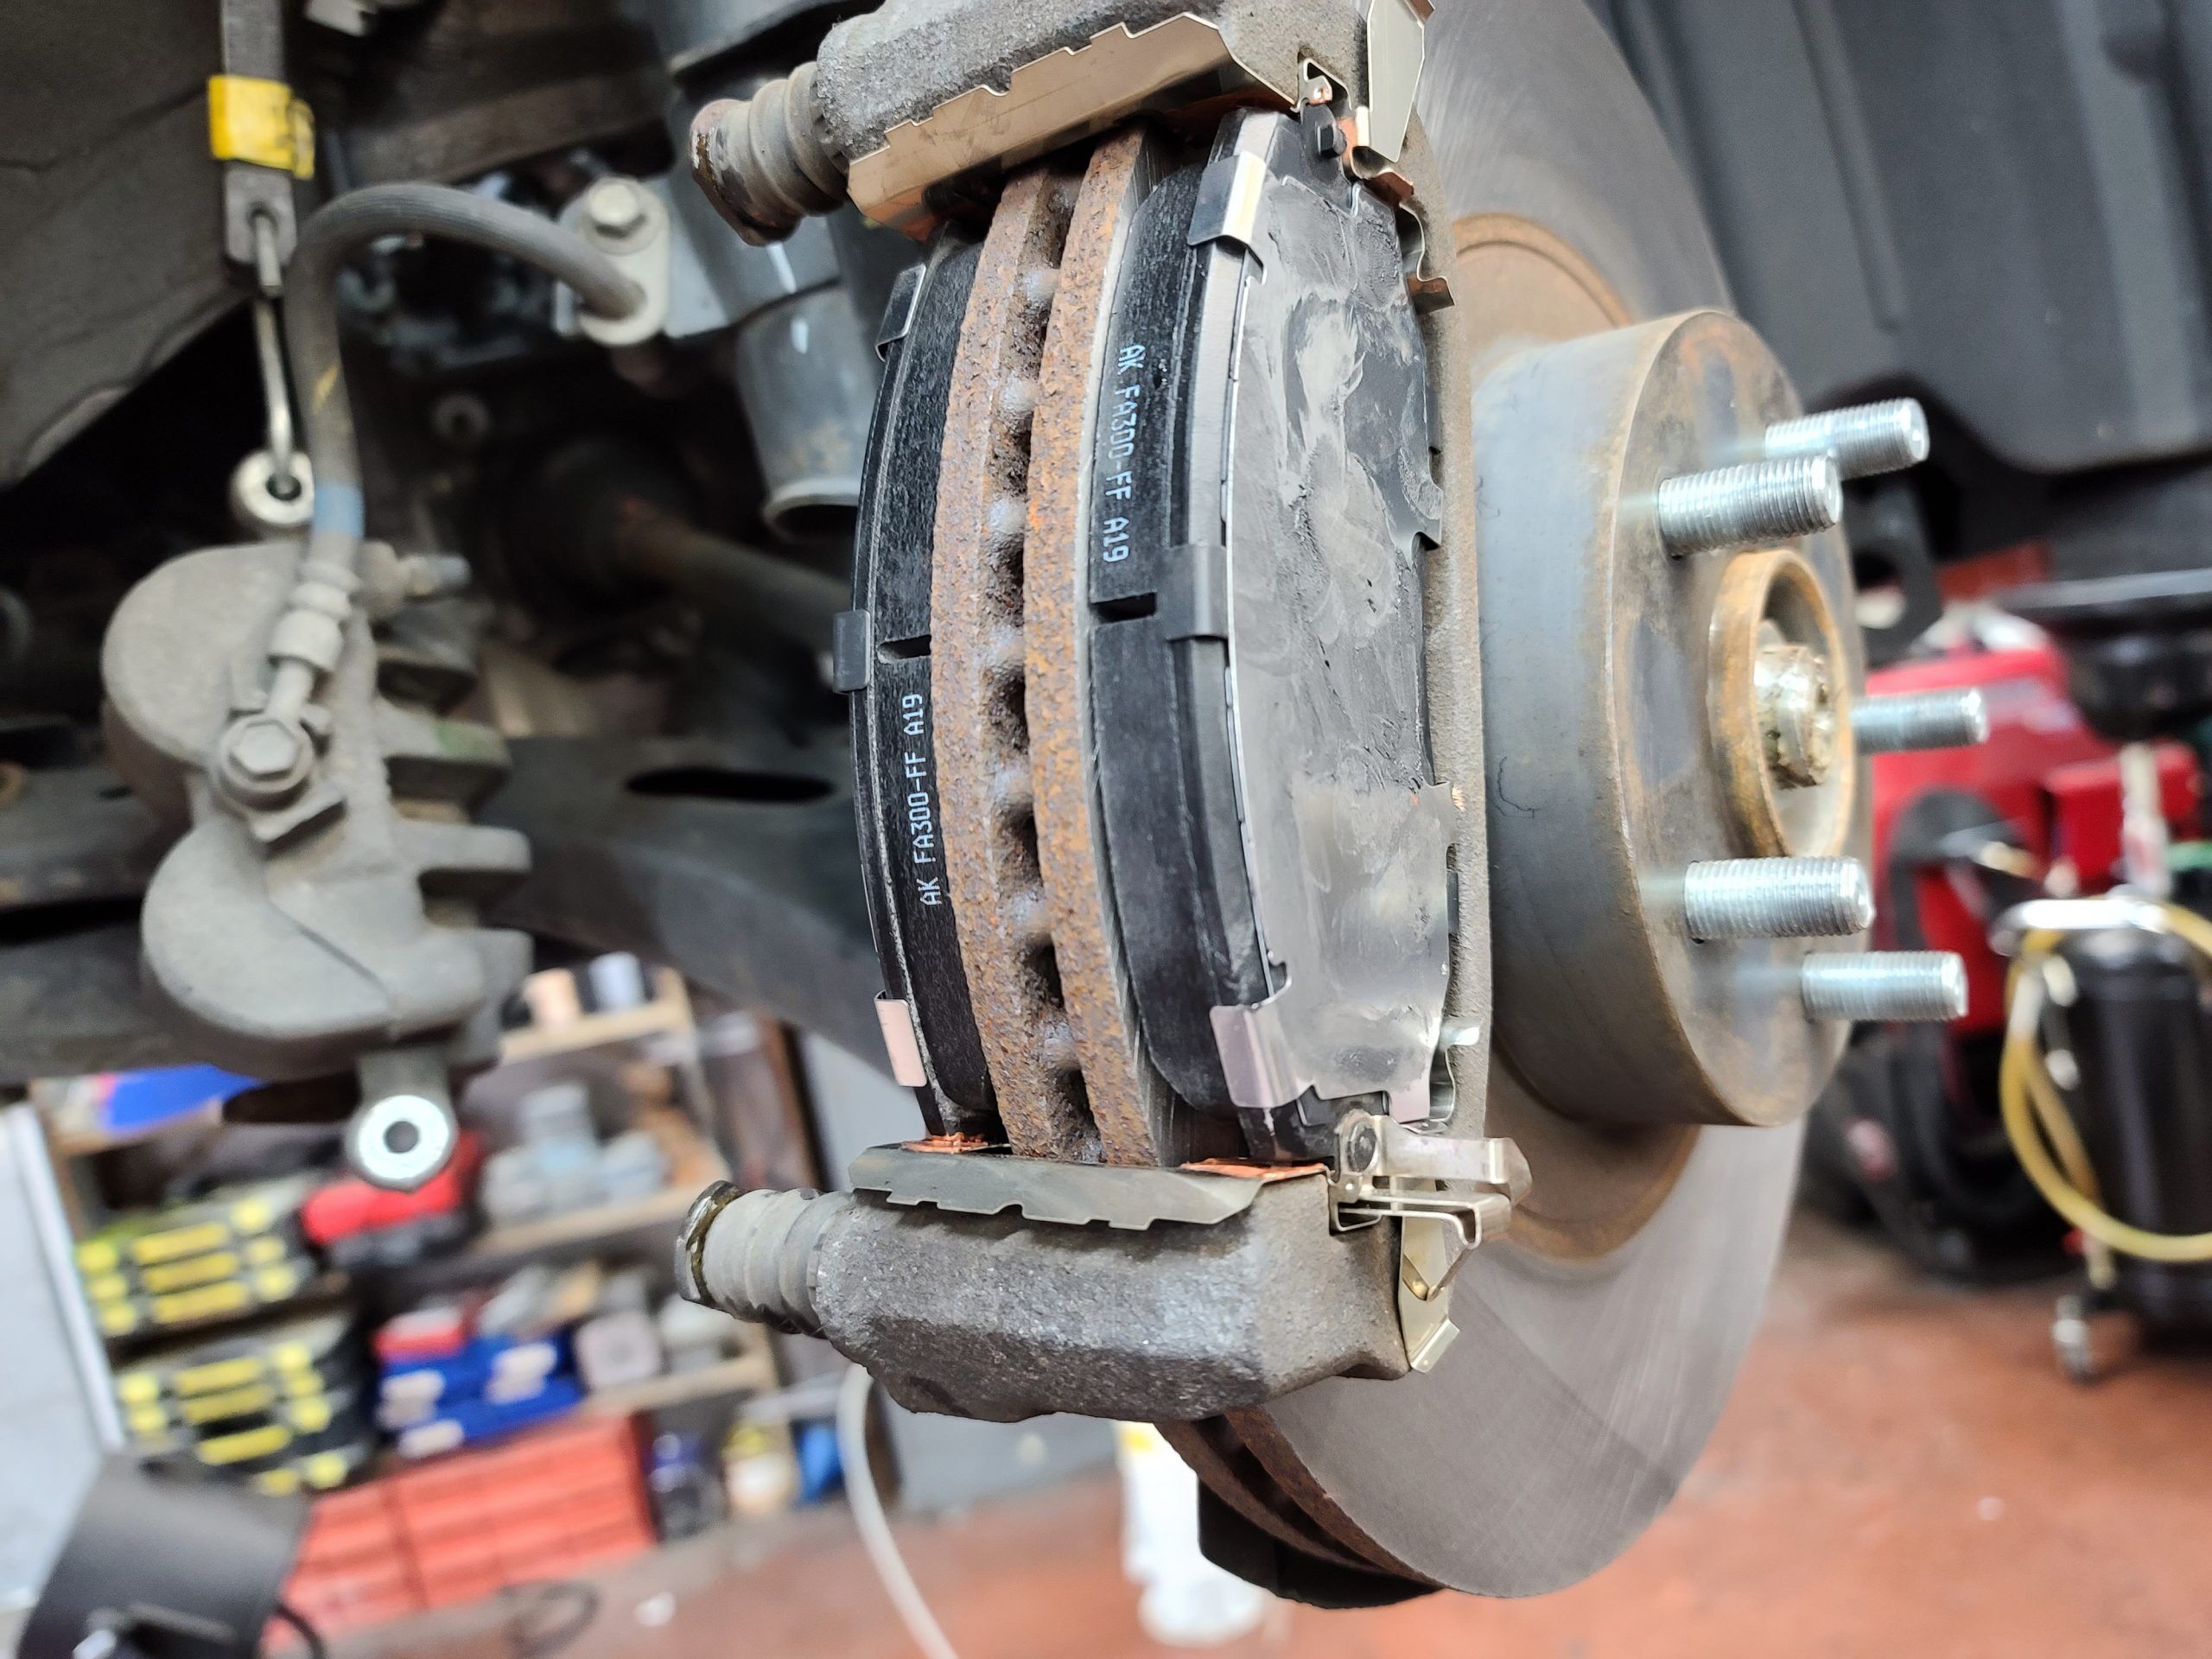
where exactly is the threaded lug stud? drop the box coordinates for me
[1802,951,1967,1022]
[1682,856,1873,941]
[1764,398,1930,480]
[1852,688,1989,753]
[1656,455,1843,556]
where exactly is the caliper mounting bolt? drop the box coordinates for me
[1344,1120,1381,1175]
[676,1181,849,1337]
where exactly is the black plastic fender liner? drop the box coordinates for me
[843,234,997,1133]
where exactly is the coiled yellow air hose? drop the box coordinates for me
[2001,908,2212,1262]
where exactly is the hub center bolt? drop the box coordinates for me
[1755,639,1836,787]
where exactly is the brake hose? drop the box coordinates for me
[220,185,644,798]
[2000,910,2212,1262]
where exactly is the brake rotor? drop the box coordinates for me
[843,0,1840,1600]
[1219,1,1819,1595]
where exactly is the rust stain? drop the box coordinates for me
[1222,1404,1429,1583]
[1707,545,1858,860]
[1179,1159,1326,1182]
[1156,1417,1379,1573]
[899,1134,1001,1155]
[929,162,1100,1162]
[1024,127,1180,1168]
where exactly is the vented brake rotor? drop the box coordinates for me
[836,0,1876,1601]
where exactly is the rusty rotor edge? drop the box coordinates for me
[1157,1418,1403,1579]
[1218,1407,1434,1582]
[1026,126,1223,1169]
[930,162,1103,1162]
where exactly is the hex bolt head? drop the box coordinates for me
[1852,687,1989,753]
[1656,454,1843,556]
[230,719,302,778]
[1683,856,1873,941]
[1346,1121,1381,1174]
[218,713,313,806]
[1802,951,1968,1022]
[585,177,648,239]
[1764,398,1930,480]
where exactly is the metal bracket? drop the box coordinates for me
[215,0,303,268]
[1208,995,1300,1112]
[557,176,673,346]
[873,995,927,1086]
[1156,541,1230,641]
[1351,0,1431,169]
[848,1143,1307,1230]
[1187,151,1269,253]
[876,263,925,357]
[1423,1015,1484,1127]
[1328,1109,1529,1371]
[831,609,874,694]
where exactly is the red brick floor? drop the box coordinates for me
[354,1211,2212,1659]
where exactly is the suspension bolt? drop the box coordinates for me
[1853,687,1989,753]
[1683,856,1872,941]
[585,177,648,240]
[1657,455,1842,556]
[217,714,313,806]
[1764,398,1929,480]
[1802,951,1967,1022]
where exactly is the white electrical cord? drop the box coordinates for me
[836,1365,963,1659]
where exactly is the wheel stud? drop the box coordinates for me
[1853,687,1989,753]
[1802,950,1967,1021]
[1683,856,1873,940]
[1764,397,1929,480]
[1657,455,1842,556]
